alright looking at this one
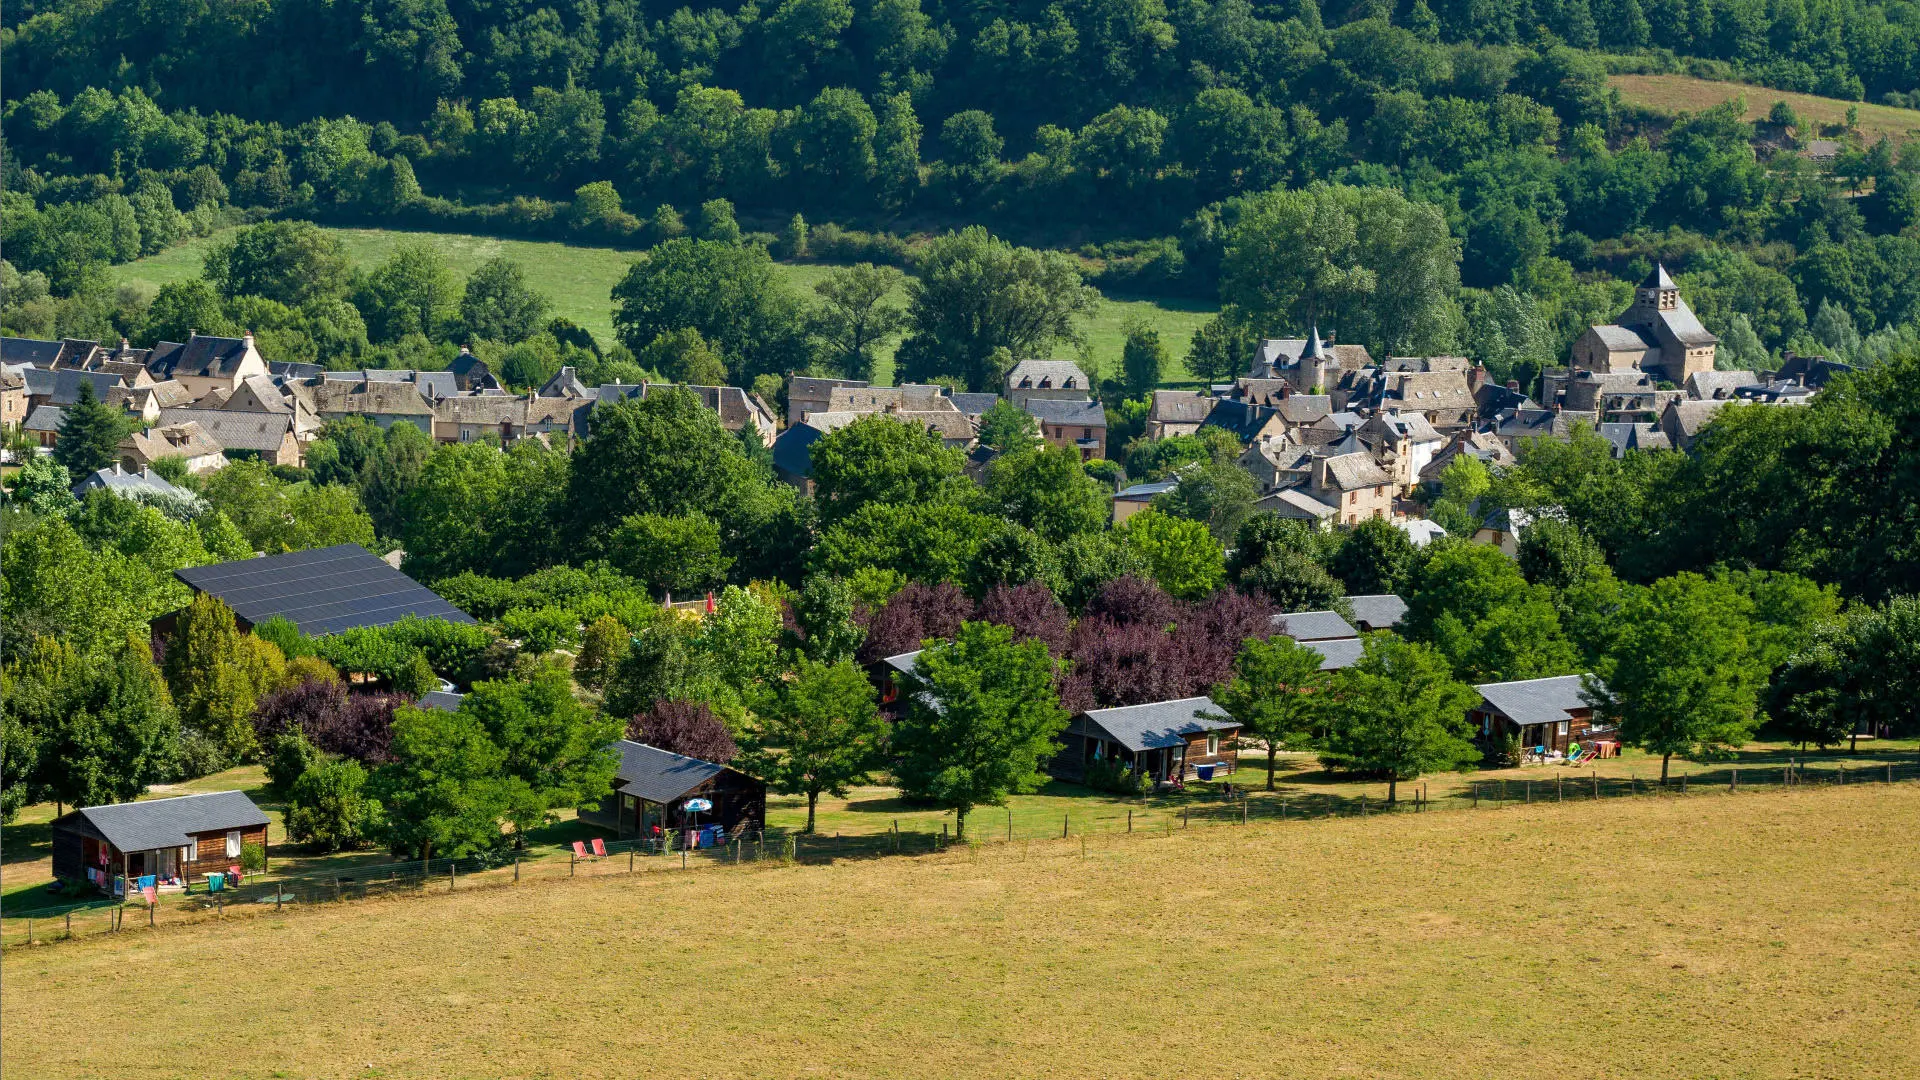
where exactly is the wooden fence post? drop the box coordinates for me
[25,919,31,945]
[1888,763,1894,784]
[570,853,576,877]
[1127,809,1133,833]
[1556,777,1563,803]
[1526,781,1532,804]
[1280,798,1287,821]
[1241,799,1248,825]
[1730,767,1738,792]
[1062,814,1068,838]
[449,863,456,891]
[1592,771,1599,799]
[1472,783,1478,809]
[1682,773,1689,794]
[514,857,520,883]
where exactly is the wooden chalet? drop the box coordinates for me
[591,740,766,841]
[50,791,269,895]
[1471,675,1609,756]
[1051,697,1240,786]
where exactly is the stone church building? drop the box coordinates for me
[1570,265,1718,384]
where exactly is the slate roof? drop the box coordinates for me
[790,376,869,400]
[418,691,465,712]
[1115,479,1178,502]
[1345,594,1407,631]
[268,360,324,381]
[1276,394,1333,424]
[1200,399,1278,441]
[1320,451,1392,492]
[1024,398,1106,427]
[23,405,66,432]
[0,337,66,368]
[882,651,923,678]
[1640,263,1677,289]
[1076,697,1236,752]
[147,335,254,380]
[124,421,223,462]
[1589,324,1659,352]
[56,790,269,853]
[312,380,435,416]
[174,543,477,636]
[1271,610,1359,642]
[947,393,1001,418]
[772,420,831,478]
[1596,422,1671,457]
[24,367,122,406]
[1664,399,1731,439]
[1257,487,1336,520]
[1475,674,1595,727]
[73,464,187,500]
[1651,299,1718,346]
[1302,637,1365,671]
[1150,389,1213,424]
[610,739,730,804]
[157,409,294,453]
[540,366,591,399]
[1006,359,1089,391]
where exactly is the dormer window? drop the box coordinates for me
[1039,377,1052,388]
[1019,377,1033,387]
[1064,377,1076,388]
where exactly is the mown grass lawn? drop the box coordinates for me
[110,226,1218,385]
[5,782,1917,1078]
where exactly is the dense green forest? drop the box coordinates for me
[5,0,1920,381]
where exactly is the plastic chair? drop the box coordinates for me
[590,838,608,857]
[571,841,590,859]
[227,864,243,885]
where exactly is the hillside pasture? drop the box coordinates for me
[4,783,1917,1079]
[1611,73,1920,147]
[110,227,1218,385]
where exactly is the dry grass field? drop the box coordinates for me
[1611,73,1920,146]
[5,782,1917,1079]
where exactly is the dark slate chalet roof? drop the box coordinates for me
[57,790,269,853]
[1023,398,1106,426]
[1346,594,1407,631]
[611,739,729,804]
[1475,675,1595,727]
[1078,697,1236,752]
[771,421,828,478]
[1302,637,1365,671]
[1271,610,1359,642]
[174,543,477,636]
[1,337,68,367]
[148,335,252,380]
[1200,399,1277,440]
[24,367,120,406]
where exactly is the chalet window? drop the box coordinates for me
[1556,721,1569,737]
[1207,733,1220,755]
[185,838,198,862]
[225,830,241,858]
[1081,427,1092,438]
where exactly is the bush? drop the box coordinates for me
[1491,732,1524,768]
[266,731,324,793]
[253,616,314,659]
[808,223,911,266]
[171,729,231,780]
[499,606,578,653]
[239,841,267,872]
[287,759,380,852]
[1084,756,1148,795]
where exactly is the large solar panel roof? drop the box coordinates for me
[174,544,477,636]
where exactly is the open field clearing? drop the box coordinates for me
[1610,73,1920,146]
[5,783,1917,1079]
[109,227,1217,384]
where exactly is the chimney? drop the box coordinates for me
[120,337,130,351]
[243,329,255,348]
[1278,383,1291,400]
[1506,379,1520,392]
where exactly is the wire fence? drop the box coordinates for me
[5,757,1916,949]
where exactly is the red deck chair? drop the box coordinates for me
[571,840,590,859]
[227,864,243,885]
[590,838,608,857]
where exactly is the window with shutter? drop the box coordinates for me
[226,830,241,858]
